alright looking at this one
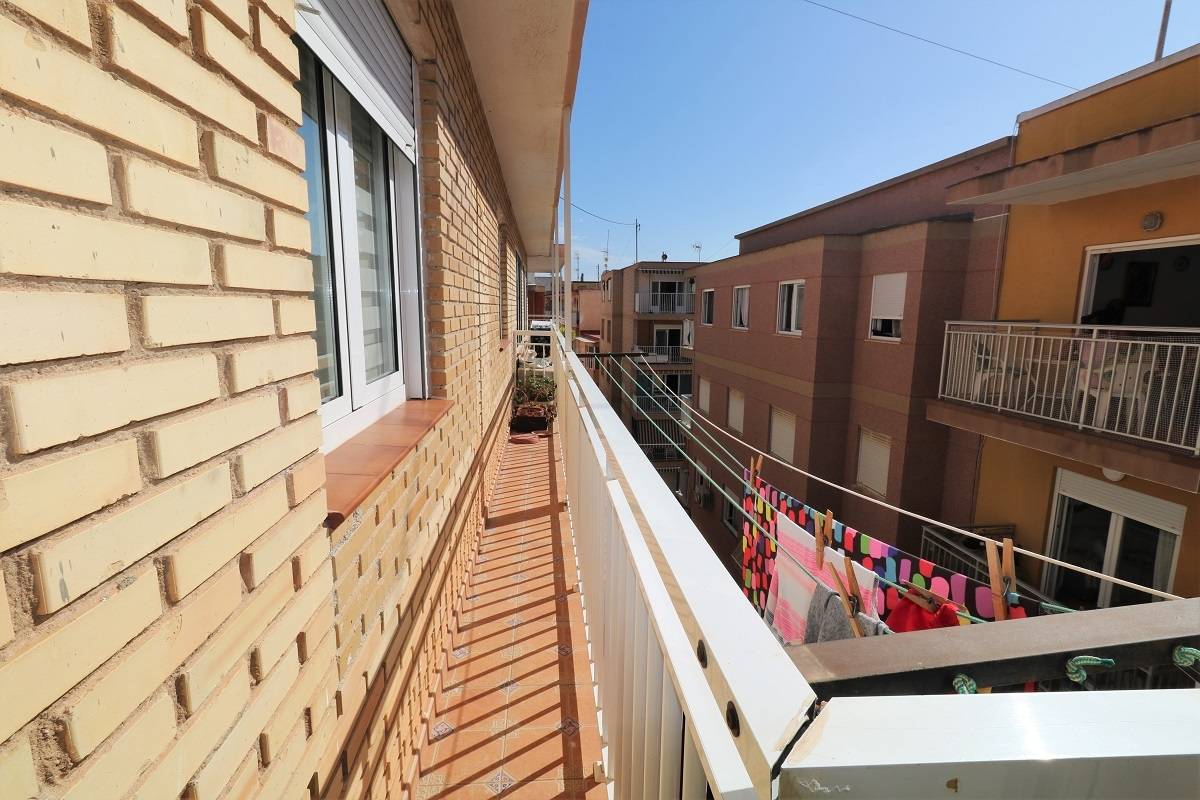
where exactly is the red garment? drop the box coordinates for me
[885,595,962,632]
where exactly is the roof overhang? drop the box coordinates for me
[452,0,588,259]
[947,114,1200,206]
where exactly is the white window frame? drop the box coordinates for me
[698,377,711,414]
[700,288,715,325]
[732,285,750,330]
[856,428,891,498]
[777,279,805,335]
[769,405,795,463]
[296,26,427,451]
[868,272,906,342]
[722,488,740,534]
[1042,469,1184,607]
[727,388,744,433]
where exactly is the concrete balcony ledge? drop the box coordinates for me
[927,398,1200,492]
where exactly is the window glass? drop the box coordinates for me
[701,289,714,324]
[732,286,749,329]
[298,46,340,402]
[349,99,399,383]
[1110,517,1176,606]
[778,281,804,333]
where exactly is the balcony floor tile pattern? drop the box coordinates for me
[419,431,605,799]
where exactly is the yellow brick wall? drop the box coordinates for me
[313,3,523,795]
[0,0,521,797]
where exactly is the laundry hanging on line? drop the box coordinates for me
[764,512,881,644]
[740,472,1037,622]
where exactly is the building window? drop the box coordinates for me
[777,280,805,334]
[723,489,740,534]
[769,406,795,463]
[602,277,611,301]
[856,428,891,497]
[701,289,715,325]
[698,377,711,414]
[727,388,744,433]
[297,43,423,447]
[869,272,906,340]
[1044,470,1183,610]
[732,285,750,330]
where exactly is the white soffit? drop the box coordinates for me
[452,0,588,259]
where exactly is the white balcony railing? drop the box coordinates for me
[940,322,1200,454]
[634,344,688,363]
[547,330,1200,798]
[635,291,694,314]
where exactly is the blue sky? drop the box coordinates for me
[564,0,1199,278]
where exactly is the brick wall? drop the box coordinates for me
[0,0,520,797]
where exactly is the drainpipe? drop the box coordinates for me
[563,105,573,344]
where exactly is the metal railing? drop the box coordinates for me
[635,291,694,314]
[919,525,1053,605]
[634,344,689,363]
[939,321,1200,453]
[555,331,814,798]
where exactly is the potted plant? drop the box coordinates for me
[512,374,556,432]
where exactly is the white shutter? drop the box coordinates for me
[870,273,907,321]
[698,378,711,413]
[769,406,795,463]
[298,0,416,154]
[728,389,744,432]
[857,429,891,496]
[1057,470,1186,534]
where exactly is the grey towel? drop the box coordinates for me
[804,584,890,643]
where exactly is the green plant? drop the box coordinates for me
[516,374,556,405]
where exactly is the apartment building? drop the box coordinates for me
[929,44,1200,607]
[683,140,1012,566]
[599,261,698,501]
[572,278,602,335]
[0,0,586,797]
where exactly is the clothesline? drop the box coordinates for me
[589,355,985,626]
[617,353,1182,602]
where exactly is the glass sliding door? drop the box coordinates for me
[1044,470,1181,609]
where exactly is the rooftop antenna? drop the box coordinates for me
[1155,0,1173,60]
[602,230,610,277]
[692,242,702,262]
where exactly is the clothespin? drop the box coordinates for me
[815,509,834,572]
[901,581,945,614]
[985,538,1010,621]
[1002,538,1017,606]
[842,556,862,613]
[827,563,864,638]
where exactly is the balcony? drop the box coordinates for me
[482,330,1200,798]
[632,344,690,364]
[634,291,694,315]
[938,322,1200,455]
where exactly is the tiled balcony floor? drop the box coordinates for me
[418,431,605,799]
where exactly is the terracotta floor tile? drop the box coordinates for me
[420,729,507,787]
[427,434,602,799]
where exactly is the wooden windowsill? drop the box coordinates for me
[323,398,454,528]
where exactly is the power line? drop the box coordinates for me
[798,0,1079,91]
[561,196,636,226]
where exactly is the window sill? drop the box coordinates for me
[323,398,454,528]
[776,330,803,337]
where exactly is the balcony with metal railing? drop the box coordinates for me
[485,330,1200,799]
[634,291,694,315]
[632,343,690,364]
[938,322,1200,454]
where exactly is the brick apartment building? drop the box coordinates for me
[682,139,1012,566]
[0,0,586,797]
[598,261,698,499]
